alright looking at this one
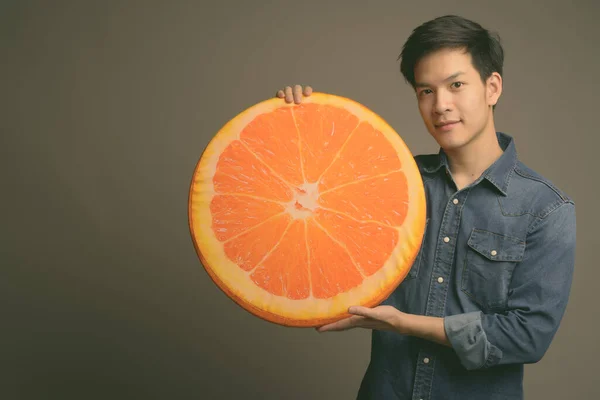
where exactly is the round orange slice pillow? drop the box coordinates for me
[188,92,426,327]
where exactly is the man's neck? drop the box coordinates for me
[444,128,504,189]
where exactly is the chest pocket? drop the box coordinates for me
[461,229,526,311]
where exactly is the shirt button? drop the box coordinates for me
[437,277,444,283]
[491,250,497,256]
[423,357,430,364]
[453,198,459,204]
[443,236,450,243]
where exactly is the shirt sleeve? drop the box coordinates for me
[443,201,576,370]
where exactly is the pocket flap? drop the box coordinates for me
[467,229,525,262]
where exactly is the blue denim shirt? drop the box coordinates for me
[356,132,576,400]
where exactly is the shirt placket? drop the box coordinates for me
[411,186,468,400]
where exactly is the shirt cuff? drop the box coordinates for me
[444,312,502,370]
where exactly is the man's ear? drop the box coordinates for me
[487,72,503,107]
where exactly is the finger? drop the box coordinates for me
[348,306,376,319]
[303,86,313,96]
[316,315,365,332]
[276,89,284,98]
[293,84,303,104]
[317,321,352,333]
[284,86,293,103]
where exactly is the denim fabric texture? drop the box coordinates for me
[356,132,576,400]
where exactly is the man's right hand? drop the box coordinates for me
[276,85,313,104]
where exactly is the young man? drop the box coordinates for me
[276,15,576,400]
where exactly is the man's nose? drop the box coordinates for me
[433,91,452,114]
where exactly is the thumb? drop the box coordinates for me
[348,306,371,317]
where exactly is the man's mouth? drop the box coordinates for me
[435,120,460,127]
[435,120,461,131]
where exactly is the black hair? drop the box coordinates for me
[399,15,504,92]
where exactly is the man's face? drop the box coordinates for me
[413,48,500,151]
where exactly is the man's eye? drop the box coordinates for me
[451,82,463,88]
[420,89,432,96]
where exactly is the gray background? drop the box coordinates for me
[2,0,598,399]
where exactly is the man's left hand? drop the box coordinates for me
[315,305,408,334]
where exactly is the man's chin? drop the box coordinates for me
[430,132,467,151]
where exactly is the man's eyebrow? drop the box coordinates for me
[415,71,465,88]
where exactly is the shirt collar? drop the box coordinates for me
[422,132,518,196]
